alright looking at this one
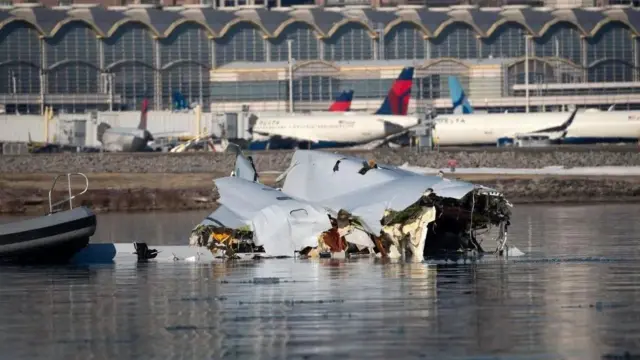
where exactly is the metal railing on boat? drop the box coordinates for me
[48,173,89,214]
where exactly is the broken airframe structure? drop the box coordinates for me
[189,148,518,260]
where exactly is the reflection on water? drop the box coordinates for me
[1,204,640,359]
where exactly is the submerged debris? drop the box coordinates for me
[189,224,262,258]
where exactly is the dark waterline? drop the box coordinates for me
[1,204,640,359]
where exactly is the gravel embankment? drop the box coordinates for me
[2,148,640,174]
[2,148,640,215]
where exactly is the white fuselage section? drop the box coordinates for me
[101,127,150,152]
[564,111,640,139]
[252,113,420,144]
[433,110,640,146]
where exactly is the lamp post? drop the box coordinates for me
[10,70,17,114]
[287,39,294,113]
[525,35,530,113]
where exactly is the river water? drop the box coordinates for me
[1,204,640,360]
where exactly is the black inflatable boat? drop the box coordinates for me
[0,173,97,264]
[0,206,97,264]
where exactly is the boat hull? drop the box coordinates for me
[0,207,97,264]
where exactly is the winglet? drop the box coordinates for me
[448,76,473,114]
[328,90,354,112]
[374,67,414,116]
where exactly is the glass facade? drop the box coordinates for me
[0,8,638,114]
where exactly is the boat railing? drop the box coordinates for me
[48,173,89,214]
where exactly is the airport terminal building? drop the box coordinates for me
[2,2,640,115]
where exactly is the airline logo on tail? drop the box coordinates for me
[138,98,149,130]
[172,91,190,111]
[328,90,354,112]
[448,76,473,114]
[375,67,415,116]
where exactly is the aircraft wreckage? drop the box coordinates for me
[189,149,518,260]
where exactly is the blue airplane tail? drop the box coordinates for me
[374,67,415,116]
[448,76,473,114]
[172,91,189,111]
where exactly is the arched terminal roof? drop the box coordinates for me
[0,4,639,39]
[64,6,129,37]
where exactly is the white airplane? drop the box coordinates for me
[431,108,579,146]
[247,67,420,150]
[432,107,640,146]
[437,78,640,146]
[97,99,154,152]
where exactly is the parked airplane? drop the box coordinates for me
[431,106,640,146]
[97,99,154,152]
[247,67,418,150]
[433,78,640,146]
[431,108,578,146]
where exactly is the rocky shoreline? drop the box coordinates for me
[1,172,640,216]
[2,148,640,215]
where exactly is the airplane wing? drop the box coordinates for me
[501,107,578,140]
[251,129,322,144]
[349,126,416,150]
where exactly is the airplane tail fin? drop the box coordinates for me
[138,98,149,130]
[229,143,259,183]
[172,91,189,111]
[246,113,258,137]
[374,66,414,116]
[448,76,473,114]
[328,90,354,112]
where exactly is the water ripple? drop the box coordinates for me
[0,204,640,359]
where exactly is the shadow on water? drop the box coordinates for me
[0,204,640,359]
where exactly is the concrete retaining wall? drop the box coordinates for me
[2,148,640,174]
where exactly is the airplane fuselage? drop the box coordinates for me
[249,114,419,150]
[433,111,640,146]
[100,127,152,152]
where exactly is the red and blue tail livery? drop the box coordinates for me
[374,67,414,116]
[328,90,354,112]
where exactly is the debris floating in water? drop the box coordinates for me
[189,149,521,260]
[252,277,280,285]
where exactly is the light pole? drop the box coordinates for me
[10,70,17,114]
[376,27,384,60]
[287,39,294,113]
[525,35,530,113]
